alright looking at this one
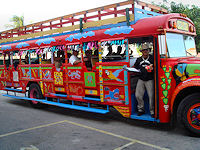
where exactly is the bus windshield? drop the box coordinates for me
[166,33,197,57]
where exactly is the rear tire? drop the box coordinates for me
[177,93,200,135]
[28,83,46,108]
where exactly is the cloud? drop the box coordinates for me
[16,42,30,48]
[65,31,95,42]
[104,26,133,36]
[1,45,12,50]
[36,37,56,46]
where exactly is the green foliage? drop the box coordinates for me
[5,15,24,29]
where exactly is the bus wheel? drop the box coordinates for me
[177,93,200,135]
[28,83,46,108]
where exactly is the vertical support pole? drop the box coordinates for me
[125,39,129,63]
[28,52,31,79]
[124,39,129,105]
[80,18,83,33]
[126,8,130,26]
[98,10,101,20]
[98,42,104,102]
[39,52,44,94]
[51,47,54,64]
[10,52,13,65]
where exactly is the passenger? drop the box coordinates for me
[54,56,62,69]
[21,54,29,65]
[106,45,113,56]
[113,46,122,55]
[84,50,92,70]
[134,43,154,117]
[69,49,81,65]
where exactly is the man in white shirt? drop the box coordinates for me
[69,49,81,65]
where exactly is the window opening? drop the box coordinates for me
[101,39,126,62]
[83,41,99,71]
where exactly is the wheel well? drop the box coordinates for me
[172,86,200,117]
[27,81,40,89]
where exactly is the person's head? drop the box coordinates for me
[73,50,79,56]
[140,43,151,59]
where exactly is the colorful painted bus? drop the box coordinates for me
[0,1,199,134]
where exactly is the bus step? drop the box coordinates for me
[130,114,160,122]
[2,94,109,114]
[4,88,24,92]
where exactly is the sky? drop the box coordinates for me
[0,0,199,32]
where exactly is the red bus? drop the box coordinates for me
[0,1,199,135]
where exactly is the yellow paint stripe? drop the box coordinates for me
[63,120,170,150]
[0,120,66,138]
[0,120,170,150]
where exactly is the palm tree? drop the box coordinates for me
[5,15,24,29]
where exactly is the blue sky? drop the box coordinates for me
[0,0,199,32]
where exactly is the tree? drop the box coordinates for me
[5,15,24,29]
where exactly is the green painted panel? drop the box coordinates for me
[67,67,82,69]
[84,72,96,87]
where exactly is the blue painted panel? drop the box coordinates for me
[84,97,101,101]
[130,114,159,122]
[134,8,162,22]
[4,88,23,92]
[52,93,67,97]
[3,94,109,114]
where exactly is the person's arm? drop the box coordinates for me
[73,60,82,65]
[133,58,140,69]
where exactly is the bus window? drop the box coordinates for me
[42,47,52,64]
[101,40,126,62]
[30,51,39,64]
[53,45,66,71]
[5,53,11,68]
[0,53,3,65]
[83,41,99,71]
[67,44,82,66]
[13,51,20,70]
[21,52,28,65]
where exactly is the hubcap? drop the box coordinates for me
[187,104,200,129]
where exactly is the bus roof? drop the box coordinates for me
[0,3,196,51]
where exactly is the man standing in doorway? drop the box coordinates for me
[134,43,154,117]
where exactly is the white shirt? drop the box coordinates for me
[69,55,79,65]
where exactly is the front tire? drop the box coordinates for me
[177,93,200,135]
[28,83,46,108]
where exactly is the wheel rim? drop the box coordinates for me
[187,103,200,130]
[30,87,39,104]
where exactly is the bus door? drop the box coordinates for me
[0,52,5,89]
[128,37,155,116]
[99,39,130,108]
[65,44,85,99]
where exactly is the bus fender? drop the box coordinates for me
[170,78,200,114]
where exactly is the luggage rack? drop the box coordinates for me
[0,0,167,44]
